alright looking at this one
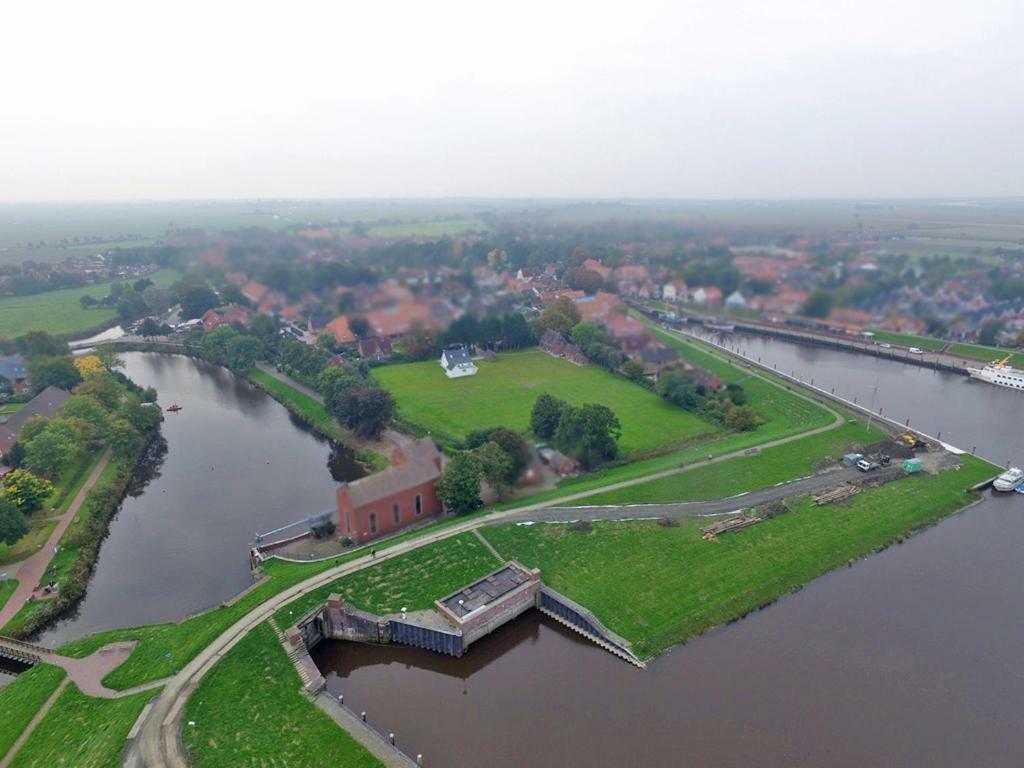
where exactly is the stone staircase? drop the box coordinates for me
[268,617,324,693]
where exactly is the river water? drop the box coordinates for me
[37,352,360,645]
[313,336,1024,768]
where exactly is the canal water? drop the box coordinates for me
[37,352,362,646]
[313,335,1024,768]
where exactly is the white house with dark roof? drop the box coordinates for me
[440,345,478,378]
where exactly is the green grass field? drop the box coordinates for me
[374,350,716,455]
[0,663,66,760]
[7,681,155,768]
[571,420,885,506]
[184,622,382,768]
[483,455,994,659]
[0,268,177,339]
[274,532,501,626]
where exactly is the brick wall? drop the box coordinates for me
[337,479,442,544]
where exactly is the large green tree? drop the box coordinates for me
[436,452,483,515]
[553,403,621,469]
[0,498,28,545]
[530,393,567,439]
[23,419,85,478]
[29,356,82,391]
[474,441,517,499]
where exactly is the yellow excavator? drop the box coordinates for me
[897,431,928,451]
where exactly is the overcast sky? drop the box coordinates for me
[3,0,1022,201]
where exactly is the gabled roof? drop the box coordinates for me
[339,438,442,509]
[442,346,474,369]
[0,354,28,382]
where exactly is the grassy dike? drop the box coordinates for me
[481,455,996,659]
[7,682,155,768]
[183,623,383,768]
[0,664,66,759]
[570,420,885,506]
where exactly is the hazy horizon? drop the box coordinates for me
[4,0,1022,202]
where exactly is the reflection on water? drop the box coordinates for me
[37,353,356,645]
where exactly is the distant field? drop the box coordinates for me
[0,268,177,339]
[367,217,488,237]
[373,350,717,456]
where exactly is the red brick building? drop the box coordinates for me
[336,438,444,544]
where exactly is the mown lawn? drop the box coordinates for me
[8,681,154,768]
[274,532,502,626]
[183,623,383,768]
[482,455,995,659]
[0,268,178,338]
[572,420,885,505]
[374,349,716,455]
[0,663,66,759]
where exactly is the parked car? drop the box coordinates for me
[878,342,892,349]
[908,347,924,355]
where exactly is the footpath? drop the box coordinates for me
[0,448,112,631]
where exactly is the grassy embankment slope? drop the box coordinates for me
[6,681,155,768]
[0,664,66,759]
[0,267,177,338]
[183,623,383,768]
[483,454,995,659]
[572,420,884,506]
[273,532,501,626]
[374,349,716,456]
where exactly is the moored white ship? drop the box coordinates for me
[966,355,1024,392]
[992,467,1024,492]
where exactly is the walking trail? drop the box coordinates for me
[0,448,112,630]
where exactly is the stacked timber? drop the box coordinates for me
[702,514,762,541]
[813,485,861,506]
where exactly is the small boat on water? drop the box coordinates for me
[166,404,183,413]
[992,467,1024,492]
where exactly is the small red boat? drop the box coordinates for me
[166,404,183,413]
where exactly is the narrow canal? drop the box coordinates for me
[37,352,363,646]
[312,335,1024,768]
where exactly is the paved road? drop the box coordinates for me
[515,465,900,523]
[125,350,854,767]
[0,449,112,630]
